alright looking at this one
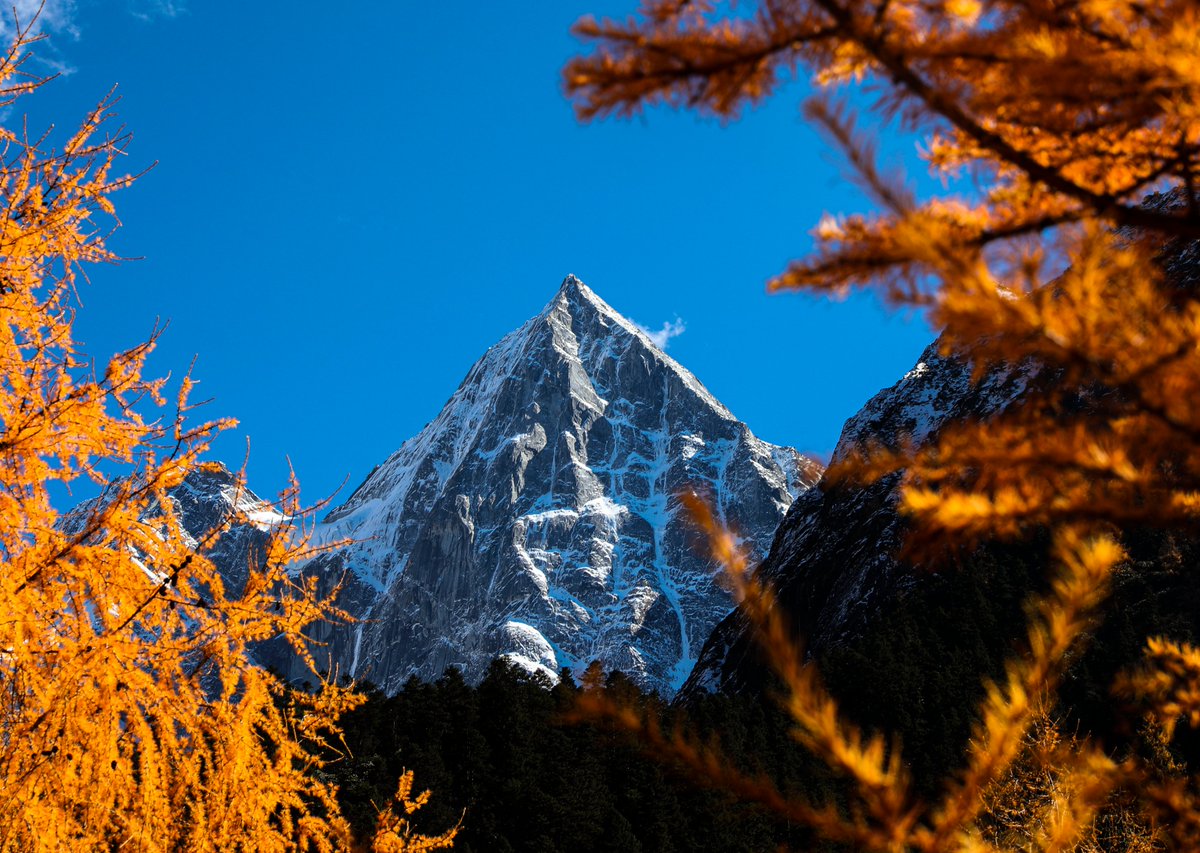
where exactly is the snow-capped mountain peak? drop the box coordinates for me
[227,276,820,696]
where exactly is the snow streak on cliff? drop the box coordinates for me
[255,276,820,696]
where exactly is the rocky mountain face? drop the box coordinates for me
[679,340,1037,697]
[230,276,817,697]
[62,463,283,600]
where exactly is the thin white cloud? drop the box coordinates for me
[0,0,78,41]
[0,0,182,86]
[636,316,687,350]
[0,1,79,91]
[129,0,187,22]
[0,0,182,44]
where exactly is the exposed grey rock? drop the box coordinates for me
[215,276,818,697]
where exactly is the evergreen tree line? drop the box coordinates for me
[323,661,817,853]
[323,526,1200,851]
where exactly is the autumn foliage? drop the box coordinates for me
[0,23,453,853]
[567,1,1200,850]
[371,771,460,853]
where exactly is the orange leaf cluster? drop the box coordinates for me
[371,771,460,853]
[0,22,455,853]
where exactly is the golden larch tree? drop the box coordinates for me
[0,23,455,853]
[566,1,1200,850]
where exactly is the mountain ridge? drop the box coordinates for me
[227,275,822,696]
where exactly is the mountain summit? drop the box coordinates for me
[265,276,819,695]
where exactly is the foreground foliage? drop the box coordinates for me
[0,25,454,852]
[566,1,1200,850]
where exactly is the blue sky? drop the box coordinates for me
[28,1,934,506]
